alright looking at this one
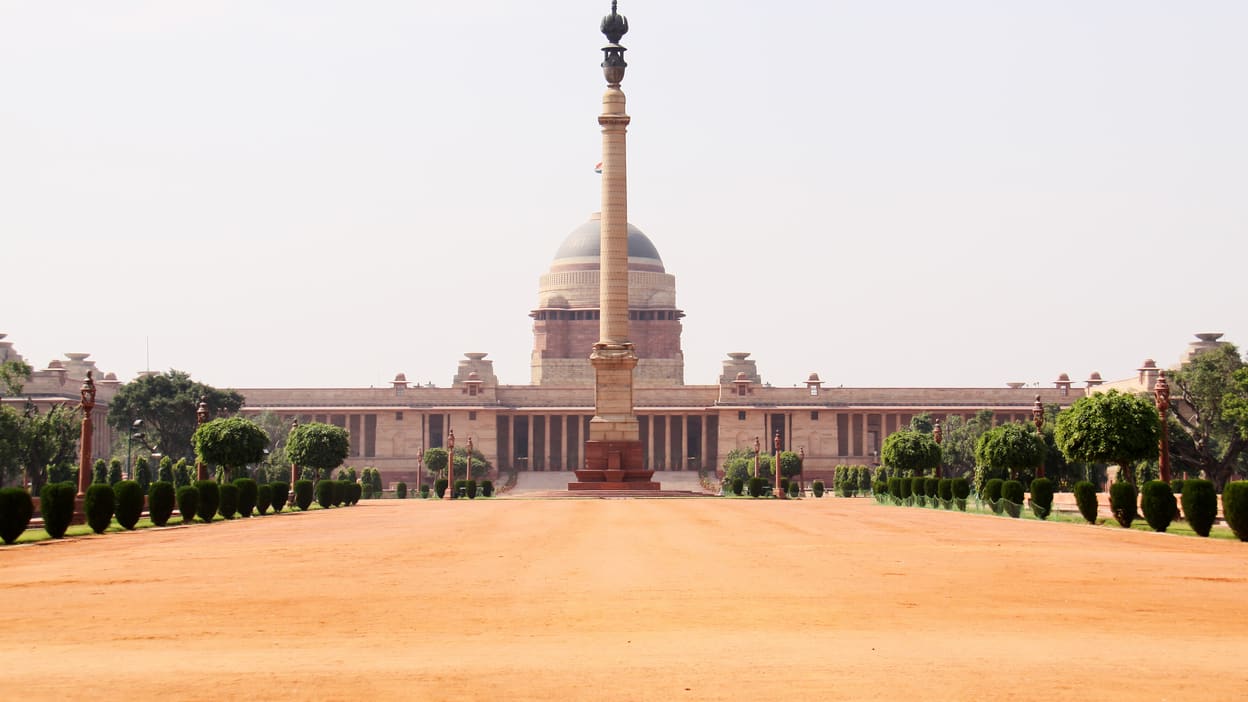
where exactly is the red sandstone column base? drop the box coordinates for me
[569,440,659,491]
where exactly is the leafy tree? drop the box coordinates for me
[193,417,269,483]
[937,411,994,479]
[1165,345,1248,489]
[451,447,491,481]
[0,359,33,396]
[720,448,755,482]
[107,370,244,461]
[249,411,295,482]
[881,429,941,477]
[777,450,802,479]
[976,423,1046,483]
[0,400,79,492]
[0,405,24,486]
[1055,389,1160,484]
[908,413,934,434]
[286,422,349,482]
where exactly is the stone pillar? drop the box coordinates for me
[861,414,870,460]
[74,372,97,523]
[546,414,556,470]
[528,415,536,470]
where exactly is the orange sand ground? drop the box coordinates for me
[3,498,1247,701]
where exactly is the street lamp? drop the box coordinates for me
[76,371,97,502]
[127,419,144,480]
[753,436,760,479]
[798,446,805,494]
[289,417,300,485]
[932,420,943,479]
[443,429,456,500]
[466,436,474,495]
[773,430,783,499]
[195,397,209,481]
[1032,395,1045,479]
[1154,371,1172,483]
[416,444,424,496]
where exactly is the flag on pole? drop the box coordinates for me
[594,162,603,174]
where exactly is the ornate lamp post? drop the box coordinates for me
[76,371,97,503]
[126,419,144,480]
[416,443,424,496]
[466,436,474,494]
[1032,395,1045,479]
[932,420,943,479]
[753,436,760,479]
[289,417,300,485]
[1154,371,1172,483]
[799,446,805,494]
[443,429,456,500]
[773,430,783,499]
[195,397,209,481]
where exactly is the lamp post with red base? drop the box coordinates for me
[443,429,456,500]
[932,420,943,479]
[1032,395,1045,479]
[195,397,209,481]
[74,371,97,522]
[753,436,760,479]
[1154,371,1172,483]
[773,431,783,499]
[289,417,300,485]
[466,436,474,495]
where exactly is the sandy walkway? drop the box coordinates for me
[3,498,1246,701]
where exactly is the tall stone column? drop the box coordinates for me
[573,1,656,490]
[74,372,97,523]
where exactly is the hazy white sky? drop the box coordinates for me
[2,1,1245,390]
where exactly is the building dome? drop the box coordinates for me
[551,213,664,273]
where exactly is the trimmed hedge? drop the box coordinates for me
[788,481,800,498]
[482,480,494,497]
[395,482,408,499]
[898,477,913,500]
[0,487,34,544]
[85,483,115,534]
[256,483,272,515]
[331,480,347,506]
[434,478,448,499]
[218,483,239,519]
[924,477,939,499]
[937,478,952,502]
[269,481,289,513]
[316,480,335,508]
[910,477,925,506]
[39,482,76,539]
[731,478,744,496]
[419,484,430,499]
[465,479,478,499]
[951,477,970,500]
[1224,481,1248,542]
[113,480,144,530]
[195,481,220,523]
[293,480,314,511]
[177,485,200,523]
[1073,481,1098,524]
[1171,479,1185,496]
[811,480,824,498]
[1181,479,1217,537]
[1000,480,1024,518]
[1109,481,1138,528]
[1140,480,1176,532]
[148,481,176,527]
[747,476,765,498]
[1028,477,1054,520]
[984,478,1004,513]
[350,481,363,504]
[234,478,258,518]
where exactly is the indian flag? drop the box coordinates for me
[594,162,602,174]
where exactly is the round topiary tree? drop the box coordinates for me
[112,480,144,530]
[984,478,1004,512]
[1055,390,1160,484]
[731,477,744,496]
[85,483,115,534]
[1223,481,1248,542]
[787,481,800,498]
[395,482,408,499]
[217,483,239,519]
[288,422,350,484]
[951,477,970,510]
[1109,481,1138,528]
[747,476,765,498]
[812,480,824,498]
[195,480,220,523]
[293,479,314,510]
[1073,480,1098,524]
[1140,480,1176,532]
[148,481,176,527]
[176,485,199,523]
[316,480,335,508]
[256,483,272,515]
[270,481,290,512]
[233,478,258,518]
[0,487,34,544]
[434,477,449,499]
[193,417,269,483]
[331,480,348,506]
[881,430,941,478]
[1001,480,1025,518]
[1029,477,1054,520]
[1181,478,1217,537]
[976,423,1046,482]
[39,482,76,539]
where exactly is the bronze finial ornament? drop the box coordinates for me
[600,1,629,83]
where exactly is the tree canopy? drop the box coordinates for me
[975,422,1046,481]
[777,450,802,479]
[881,429,941,476]
[0,400,79,492]
[935,411,994,479]
[287,422,350,476]
[107,370,243,461]
[193,417,269,481]
[1055,389,1160,484]
[1165,344,1248,488]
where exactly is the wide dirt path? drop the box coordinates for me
[3,498,1247,701]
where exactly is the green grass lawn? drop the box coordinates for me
[8,504,321,546]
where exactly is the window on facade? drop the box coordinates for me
[809,385,818,396]
[810,411,819,420]
[737,385,747,396]
[395,412,403,421]
[469,411,477,421]
[738,411,746,421]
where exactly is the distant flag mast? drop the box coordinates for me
[594,162,603,174]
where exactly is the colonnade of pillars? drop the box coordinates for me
[498,414,713,471]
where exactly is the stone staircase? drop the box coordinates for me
[507,471,715,499]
